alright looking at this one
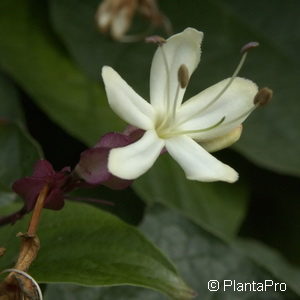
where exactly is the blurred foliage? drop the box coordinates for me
[0,0,300,299]
[0,203,193,299]
[44,207,300,299]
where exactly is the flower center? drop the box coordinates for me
[153,41,262,140]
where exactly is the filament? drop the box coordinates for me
[172,83,181,119]
[164,116,225,138]
[179,51,248,126]
[225,106,256,126]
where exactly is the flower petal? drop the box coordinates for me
[32,160,55,178]
[108,130,164,179]
[199,125,243,153]
[102,66,155,130]
[44,188,65,210]
[165,135,238,183]
[75,132,134,188]
[12,177,45,211]
[150,28,203,113]
[95,132,133,148]
[176,77,258,140]
[75,147,111,184]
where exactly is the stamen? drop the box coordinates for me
[178,64,189,88]
[165,116,225,138]
[254,87,273,107]
[180,41,259,124]
[145,35,166,45]
[240,41,259,54]
[225,107,256,126]
[171,64,189,119]
[218,86,271,127]
[172,83,180,119]
[226,87,273,125]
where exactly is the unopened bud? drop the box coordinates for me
[254,87,273,107]
[240,41,259,54]
[145,35,166,45]
[178,64,189,88]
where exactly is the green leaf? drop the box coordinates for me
[137,207,300,299]
[0,72,26,206]
[49,0,300,177]
[0,0,124,147]
[45,284,163,300]
[235,239,300,296]
[0,72,24,123]
[0,73,42,185]
[68,185,145,226]
[44,207,300,300]
[0,73,42,207]
[133,155,248,239]
[0,202,194,300]
[0,122,42,207]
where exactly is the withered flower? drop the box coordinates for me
[95,0,171,41]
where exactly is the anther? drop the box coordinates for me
[178,64,189,88]
[240,41,259,54]
[145,35,166,46]
[254,87,273,107]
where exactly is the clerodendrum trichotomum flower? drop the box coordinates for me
[102,28,267,183]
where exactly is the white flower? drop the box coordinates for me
[102,28,259,183]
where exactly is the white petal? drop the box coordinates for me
[165,135,238,183]
[150,28,203,113]
[199,125,243,153]
[102,66,155,130]
[108,130,164,180]
[176,77,258,140]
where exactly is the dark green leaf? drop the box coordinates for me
[44,206,300,300]
[0,72,31,207]
[45,284,162,300]
[0,122,41,206]
[0,202,193,300]
[0,72,24,123]
[133,155,248,239]
[0,0,124,147]
[235,239,300,296]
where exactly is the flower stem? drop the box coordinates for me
[27,184,49,236]
[0,184,49,299]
